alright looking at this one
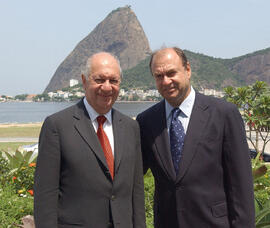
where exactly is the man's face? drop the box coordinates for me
[151,49,191,107]
[82,53,121,114]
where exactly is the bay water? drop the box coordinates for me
[0,101,157,123]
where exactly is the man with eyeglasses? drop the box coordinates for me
[34,52,146,228]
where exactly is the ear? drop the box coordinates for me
[186,62,191,79]
[81,74,87,90]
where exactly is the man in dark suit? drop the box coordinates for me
[137,47,255,228]
[34,52,146,228]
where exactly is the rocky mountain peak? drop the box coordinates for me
[44,6,151,92]
[230,49,270,84]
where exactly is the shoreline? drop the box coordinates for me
[0,100,159,103]
[0,122,43,128]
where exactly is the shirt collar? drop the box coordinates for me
[83,97,112,124]
[165,86,195,120]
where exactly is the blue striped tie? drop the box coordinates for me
[170,108,185,174]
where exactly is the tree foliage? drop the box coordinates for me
[121,56,155,90]
[224,81,270,155]
[225,81,270,227]
[14,94,28,101]
[33,93,50,102]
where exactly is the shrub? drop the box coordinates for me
[0,183,33,227]
[12,163,35,196]
[1,149,37,170]
[144,170,154,228]
[252,154,270,227]
[0,153,11,186]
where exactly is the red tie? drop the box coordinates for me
[97,116,114,179]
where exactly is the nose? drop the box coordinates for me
[101,80,112,92]
[162,75,171,85]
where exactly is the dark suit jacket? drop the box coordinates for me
[137,93,255,228]
[34,99,146,228]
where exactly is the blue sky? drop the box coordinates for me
[0,0,269,96]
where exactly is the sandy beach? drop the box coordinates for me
[0,122,43,128]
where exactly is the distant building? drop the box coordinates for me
[25,94,36,101]
[0,96,6,102]
[75,91,85,97]
[147,89,161,97]
[201,89,224,98]
[48,92,56,98]
[70,79,79,87]
[119,89,126,96]
[56,90,70,99]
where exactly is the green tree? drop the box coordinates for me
[131,93,140,101]
[33,94,50,102]
[15,94,28,101]
[224,81,270,227]
[224,81,270,155]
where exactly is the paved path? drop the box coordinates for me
[0,137,38,142]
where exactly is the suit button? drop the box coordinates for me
[107,222,113,228]
[111,195,115,200]
[176,185,183,190]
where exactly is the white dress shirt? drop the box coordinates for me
[165,86,196,136]
[83,97,114,156]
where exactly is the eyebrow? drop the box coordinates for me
[167,69,177,74]
[92,75,120,79]
[154,68,176,76]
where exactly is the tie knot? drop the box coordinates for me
[171,108,181,119]
[97,115,106,126]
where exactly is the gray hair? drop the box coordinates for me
[82,52,123,80]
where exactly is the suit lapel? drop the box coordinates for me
[176,93,209,183]
[112,109,123,174]
[73,100,108,170]
[151,100,176,181]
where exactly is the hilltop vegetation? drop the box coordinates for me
[120,50,238,91]
[121,48,270,91]
[121,56,154,90]
[223,47,270,67]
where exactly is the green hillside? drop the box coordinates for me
[121,47,270,91]
[184,50,240,90]
[121,56,155,90]
[223,47,270,68]
[58,48,269,93]
[121,50,240,91]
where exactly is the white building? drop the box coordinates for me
[48,92,56,98]
[119,89,126,96]
[202,89,224,98]
[75,91,85,97]
[70,79,79,87]
[0,97,6,102]
[147,89,161,97]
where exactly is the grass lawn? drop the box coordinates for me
[0,142,36,151]
[0,124,41,138]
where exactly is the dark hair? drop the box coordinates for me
[149,47,188,74]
